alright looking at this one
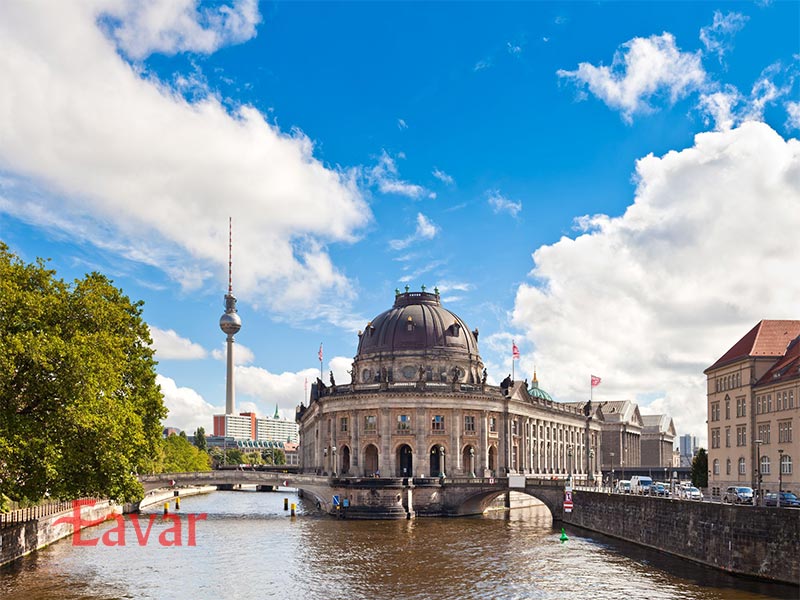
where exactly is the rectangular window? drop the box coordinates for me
[431,415,445,431]
[757,423,771,445]
[725,400,730,420]
[790,390,794,409]
[736,425,747,447]
[779,421,793,443]
[364,415,376,433]
[489,417,497,433]
[739,458,746,475]
[711,428,720,449]
[511,420,518,436]
[464,415,475,432]
[725,427,731,448]
[711,403,720,422]
[726,459,731,475]
[340,417,348,433]
[397,414,410,431]
[767,394,772,412]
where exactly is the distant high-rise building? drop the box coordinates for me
[679,434,698,467]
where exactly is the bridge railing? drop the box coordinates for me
[0,497,102,526]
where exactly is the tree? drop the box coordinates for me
[0,244,167,503]
[691,448,708,488]
[162,435,211,472]
[193,426,207,452]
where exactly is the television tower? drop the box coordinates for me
[219,217,241,415]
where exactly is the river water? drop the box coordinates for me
[0,490,795,600]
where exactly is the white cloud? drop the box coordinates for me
[367,150,429,199]
[158,374,221,432]
[235,358,354,419]
[487,190,522,218]
[102,0,261,60]
[211,341,255,365]
[557,32,706,123]
[0,2,369,325]
[397,118,408,129]
[149,325,207,359]
[786,101,800,130]
[507,42,522,56]
[511,123,800,446]
[698,63,795,131]
[474,58,492,72]
[432,168,455,185]
[389,212,440,250]
[699,11,748,63]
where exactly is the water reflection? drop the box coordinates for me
[0,490,795,600]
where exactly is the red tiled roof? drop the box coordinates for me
[755,335,800,387]
[705,320,800,372]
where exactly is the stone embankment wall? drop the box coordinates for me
[0,500,119,567]
[563,491,799,585]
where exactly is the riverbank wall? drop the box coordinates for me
[563,490,799,585]
[0,499,119,568]
[126,485,217,513]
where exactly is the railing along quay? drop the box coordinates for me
[0,497,101,526]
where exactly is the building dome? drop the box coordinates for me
[352,290,484,385]
[528,372,553,401]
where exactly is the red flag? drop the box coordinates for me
[512,341,520,360]
[591,375,601,387]
[318,343,323,363]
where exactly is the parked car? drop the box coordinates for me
[615,480,632,494]
[764,492,800,507]
[630,476,653,495]
[686,486,703,501]
[723,486,754,504]
[650,482,669,497]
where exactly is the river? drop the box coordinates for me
[0,489,795,599]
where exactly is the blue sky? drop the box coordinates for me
[1,1,798,445]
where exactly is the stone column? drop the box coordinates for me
[381,406,391,476]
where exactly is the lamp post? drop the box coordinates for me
[778,448,784,507]
[567,445,573,485]
[610,451,615,491]
[323,447,328,475]
[589,448,595,484]
[439,446,446,478]
[754,439,763,507]
[332,445,337,477]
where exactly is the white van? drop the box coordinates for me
[630,476,653,495]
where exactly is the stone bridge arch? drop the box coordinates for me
[438,480,565,519]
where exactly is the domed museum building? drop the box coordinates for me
[296,289,602,480]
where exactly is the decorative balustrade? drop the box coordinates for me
[0,497,101,526]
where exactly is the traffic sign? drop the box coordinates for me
[564,490,573,513]
[332,495,340,506]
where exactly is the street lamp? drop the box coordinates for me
[439,446,446,478]
[567,445,573,484]
[332,445,337,477]
[754,439,763,507]
[323,447,328,475]
[778,448,784,507]
[610,451,615,491]
[589,448,595,484]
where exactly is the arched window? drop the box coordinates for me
[738,457,746,475]
[726,459,731,475]
[713,458,720,475]
[780,454,792,475]
[760,455,770,475]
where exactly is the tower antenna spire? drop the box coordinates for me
[228,216,233,295]
[219,217,242,416]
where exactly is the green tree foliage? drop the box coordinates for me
[162,435,211,472]
[691,448,708,488]
[0,244,166,503]
[193,426,207,452]
[261,448,286,465]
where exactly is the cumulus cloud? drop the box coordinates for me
[512,123,800,446]
[235,356,354,419]
[158,374,221,432]
[367,150,432,199]
[211,341,255,365]
[487,190,522,218]
[389,212,440,250]
[557,32,706,122]
[699,11,749,63]
[149,326,207,359]
[101,0,260,60]
[0,2,369,325]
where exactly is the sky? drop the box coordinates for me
[1,1,798,447]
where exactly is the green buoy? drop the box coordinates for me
[560,528,568,543]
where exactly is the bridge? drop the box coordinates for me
[139,471,569,519]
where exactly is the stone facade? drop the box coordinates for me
[296,291,603,482]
